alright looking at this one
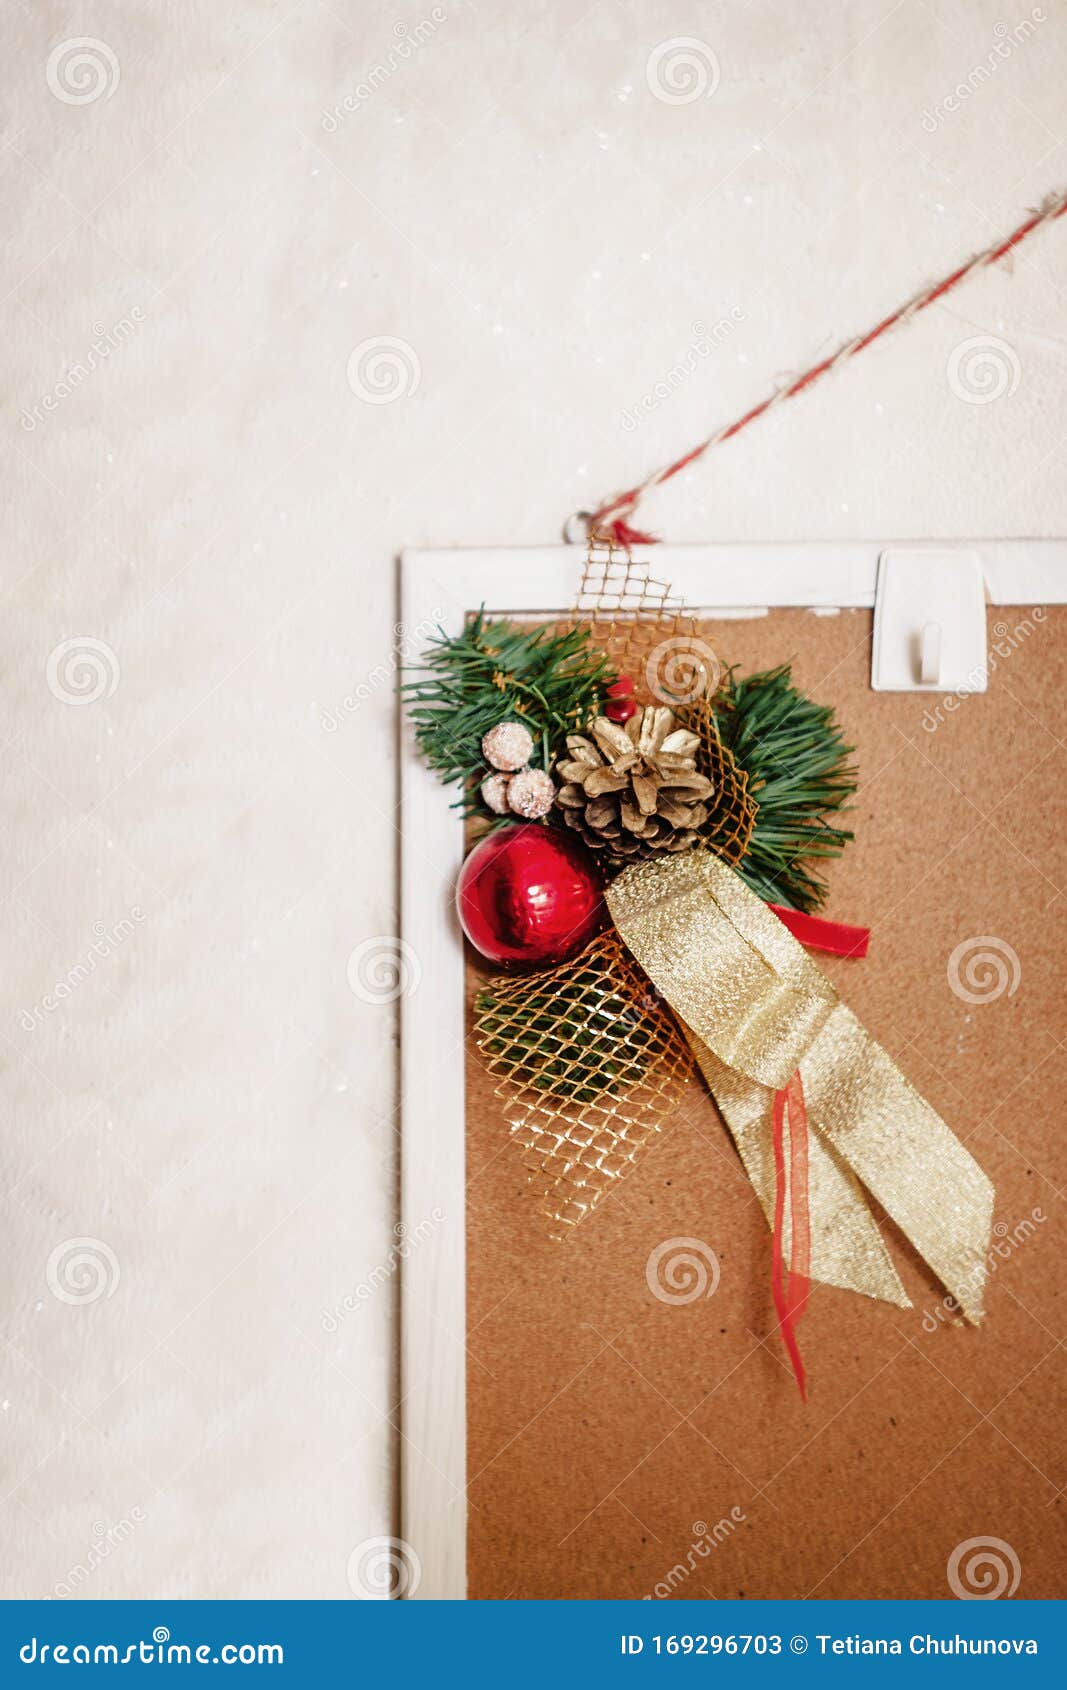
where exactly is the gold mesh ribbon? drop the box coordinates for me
[576,530,696,703]
[606,851,995,1318]
[478,538,756,1233]
[683,694,756,867]
[475,930,693,1240]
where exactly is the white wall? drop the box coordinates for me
[2,0,1064,1597]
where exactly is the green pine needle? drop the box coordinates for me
[714,664,857,912]
[403,609,612,813]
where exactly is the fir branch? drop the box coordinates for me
[403,610,612,812]
[715,664,856,912]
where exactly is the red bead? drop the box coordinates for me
[606,675,633,698]
[605,697,638,724]
[456,824,605,967]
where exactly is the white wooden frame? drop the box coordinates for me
[399,539,1067,1599]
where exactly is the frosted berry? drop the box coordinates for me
[507,767,556,819]
[482,720,535,772]
[480,772,512,815]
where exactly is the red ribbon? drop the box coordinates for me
[771,1071,811,1402]
[600,516,659,548]
[764,908,866,1399]
[768,903,869,958]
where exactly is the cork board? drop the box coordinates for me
[464,604,1067,1601]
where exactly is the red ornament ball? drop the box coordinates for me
[457,824,606,967]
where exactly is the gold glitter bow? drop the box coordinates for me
[606,851,994,1318]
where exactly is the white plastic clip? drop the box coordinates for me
[919,621,942,685]
[872,549,987,693]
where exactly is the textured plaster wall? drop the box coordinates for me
[1,0,1064,1597]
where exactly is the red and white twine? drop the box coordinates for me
[578,186,1067,546]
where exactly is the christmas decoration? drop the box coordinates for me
[555,706,714,859]
[506,767,556,819]
[403,610,612,815]
[407,533,996,1398]
[456,822,605,967]
[480,772,512,815]
[482,719,534,772]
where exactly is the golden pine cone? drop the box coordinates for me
[555,705,714,860]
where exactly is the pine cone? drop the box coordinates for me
[555,706,714,859]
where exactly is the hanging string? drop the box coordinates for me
[576,186,1067,546]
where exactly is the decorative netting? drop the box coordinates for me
[685,693,757,867]
[575,530,694,702]
[473,531,756,1238]
[474,930,694,1239]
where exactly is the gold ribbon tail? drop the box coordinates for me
[606,852,994,1319]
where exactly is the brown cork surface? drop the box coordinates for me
[465,605,1067,1601]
